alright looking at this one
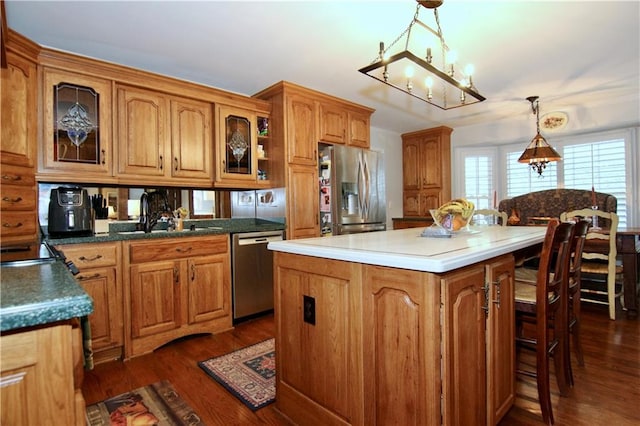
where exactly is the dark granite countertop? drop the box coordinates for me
[1,261,94,332]
[45,218,286,245]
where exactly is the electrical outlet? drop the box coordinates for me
[303,295,315,325]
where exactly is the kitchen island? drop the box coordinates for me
[268,226,546,426]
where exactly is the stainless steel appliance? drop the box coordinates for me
[319,144,386,235]
[231,230,284,322]
[48,187,94,237]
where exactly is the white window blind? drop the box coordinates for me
[464,155,494,209]
[505,151,558,197]
[563,139,627,227]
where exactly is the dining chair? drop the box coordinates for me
[515,219,574,425]
[472,209,508,226]
[561,209,623,320]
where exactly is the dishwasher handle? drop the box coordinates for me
[235,232,284,246]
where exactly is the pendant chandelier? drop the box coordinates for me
[518,96,562,176]
[358,0,485,110]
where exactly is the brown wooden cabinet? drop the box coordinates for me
[215,104,257,185]
[0,323,85,426]
[273,250,515,425]
[286,164,320,239]
[319,101,347,144]
[285,91,318,166]
[1,33,39,245]
[54,242,123,364]
[348,109,371,148]
[123,235,232,359]
[40,68,114,182]
[401,126,452,217]
[117,85,213,185]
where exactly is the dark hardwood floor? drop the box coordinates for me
[83,303,639,425]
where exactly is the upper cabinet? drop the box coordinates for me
[318,101,347,144]
[401,126,452,217]
[348,109,371,148]
[40,68,114,182]
[117,85,212,186]
[214,104,257,185]
[286,92,318,165]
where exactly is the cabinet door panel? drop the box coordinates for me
[319,102,347,144]
[117,86,168,176]
[348,111,370,148]
[287,165,319,239]
[286,94,317,165]
[77,267,121,349]
[362,266,441,426]
[130,261,180,337]
[171,99,212,180]
[216,105,257,183]
[402,139,420,190]
[441,265,487,426]
[187,254,230,324]
[1,53,36,168]
[486,255,515,424]
[42,69,113,175]
[421,139,441,188]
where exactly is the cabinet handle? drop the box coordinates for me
[159,155,163,170]
[191,264,196,281]
[2,196,23,203]
[101,149,106,165]
[175,247,193,253]
[1,174,21,182]
[2,222,23,228]
[79,254,103,262]
[77,273,101,281]
[174,266,179,284]
[174,157,179,171]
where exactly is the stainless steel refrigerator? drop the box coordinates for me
[319,144,386,235]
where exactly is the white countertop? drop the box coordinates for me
[268,226,547,273]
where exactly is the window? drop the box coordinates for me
[462,151,495,209]
[455,128,637,227]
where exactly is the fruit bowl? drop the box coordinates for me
[429,199,475,232]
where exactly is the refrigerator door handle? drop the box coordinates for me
[357,151,370,220]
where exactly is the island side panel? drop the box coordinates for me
[274,252,364,426]
[362,265,442,426]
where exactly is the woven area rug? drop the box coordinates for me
[86,380,205,425]
[198,338,275,411]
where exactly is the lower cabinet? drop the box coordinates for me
[274,252,515,425]
[0,323,85,426]
[55,242,123,364]
[124,235,232,359]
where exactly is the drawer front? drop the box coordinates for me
[0,164,36,187]
[56,243,119,268]
[0,211,37,237]
[1,185,37,211]
[129,235,228,264]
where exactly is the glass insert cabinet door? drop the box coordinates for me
[53,82,100,164]
[42,69,113,175]
[220,107,256,178]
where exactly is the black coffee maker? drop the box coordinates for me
[48,187,94,237]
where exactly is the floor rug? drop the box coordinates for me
[198,338,275,411]
[86,379,205,425]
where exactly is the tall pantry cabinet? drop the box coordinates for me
[401,126,452,217]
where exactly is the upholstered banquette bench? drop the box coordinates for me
[498,189,617,226]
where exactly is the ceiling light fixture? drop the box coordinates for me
[358,0,485,110]
[518,96,562,176]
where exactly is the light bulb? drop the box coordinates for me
[425,76,433,88]
[405,66,414,79]
[465,64,475,76]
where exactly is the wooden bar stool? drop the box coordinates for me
[564,219,590,386]
[515,219,574,425]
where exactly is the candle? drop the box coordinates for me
[591,186,596,206]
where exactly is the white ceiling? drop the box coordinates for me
[5,1,640,137]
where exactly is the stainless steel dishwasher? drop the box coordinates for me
[232,230,284,322]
